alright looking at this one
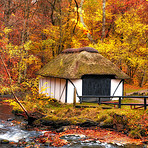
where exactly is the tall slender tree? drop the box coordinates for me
[101,0,106,42]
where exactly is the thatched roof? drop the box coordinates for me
[37,47,129,79]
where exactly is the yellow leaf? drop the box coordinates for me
[4,27,12,34]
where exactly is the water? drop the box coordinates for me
[0,120,42,143]
[60,135,145,148]
[60,134,118,148]
[0,98,43,147]
[0,120,146,148]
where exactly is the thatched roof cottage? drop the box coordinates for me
[37,47,129,103]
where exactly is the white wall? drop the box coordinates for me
[39,77,48,94]
[39,77,82,103]
[111,79,123,100]
[39,77,123,103]
[59,79,66,103]
[67,79,82,103]
[39,77,66,103]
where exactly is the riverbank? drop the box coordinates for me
[0,119,145,148]
[0,96,148,147]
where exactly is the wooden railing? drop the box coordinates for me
[78,95,148,110]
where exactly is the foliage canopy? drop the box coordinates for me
[0,0,147,94]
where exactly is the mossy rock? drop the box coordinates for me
[1,139,9,144]
[104,117,113,125]
[69,117,84,125]
[12,109,24,115]
[113,113,128,125]
[40,119,55,126]
[40,116,70,128]
[53,119,70,128]
[79,119,98,127]
[97,115,108,123]
[129,129,142,139]
[99,117,113,128]
[140,128,147,137]
[33,119,41,126]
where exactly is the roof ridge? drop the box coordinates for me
[61,47,99,54]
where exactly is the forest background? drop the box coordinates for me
[0,0,148,95]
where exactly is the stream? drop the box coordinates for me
[0,98,147,148]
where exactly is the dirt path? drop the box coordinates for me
[126,89,148,103]
[126,89,148,96]
[0,98,15,120]
[131,98,147,103]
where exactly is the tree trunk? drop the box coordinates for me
[18,0,30,83]
[58,0,63,54]
[101,0,106,42]
[139,69,146,87]
[80,0,96,44]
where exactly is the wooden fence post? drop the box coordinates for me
[98,97,101,105]
[144,97,147,110]
[73,87,76,107]
[118,97,121,108]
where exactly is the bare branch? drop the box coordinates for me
[79,0,96,44]
[101,0,106,42]
[73,0,79,33]
[0,51,30,118]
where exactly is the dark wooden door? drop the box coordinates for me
[82,75,111,102]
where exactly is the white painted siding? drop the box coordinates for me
[111,79,123,100]
[46,78,51,97]
[72,79,82,103]
[50,77,54,98]
[39,78,41,94]
[55,78,60,101]
[39,77,66,103]
[67,81,74,103]
[67,79,82,103]
[39,77,48,95]
[39,77,123,103]
[59,79,66,103]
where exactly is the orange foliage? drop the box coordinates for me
[0,0,147,89]
[40,127,143,147]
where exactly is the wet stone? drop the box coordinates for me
[1,139,9,144]
[44,140,52,146]
[41,120,55,126]
[7,118,15,121]
[0,128,9,134]
[79,120,98,127]
[53,120,70,128]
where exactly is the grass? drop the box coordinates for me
[4,83,148,139]
[75,98,143,110]
[6,95,148,139]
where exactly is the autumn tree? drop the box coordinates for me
[90,0,148,86]
[0,0,147,92]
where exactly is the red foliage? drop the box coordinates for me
[107,0,146,14]
[37,127,143,147]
